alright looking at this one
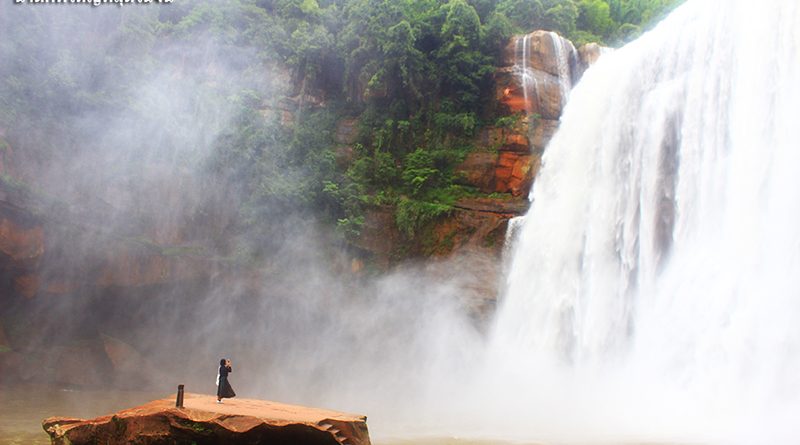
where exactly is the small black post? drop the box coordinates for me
[176,384,185,408]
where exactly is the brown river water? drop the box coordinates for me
[0,385,164,445]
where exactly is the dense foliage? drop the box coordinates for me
[0,0,683,260]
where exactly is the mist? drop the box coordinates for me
[0,2,496,441]
[5,1,800,445]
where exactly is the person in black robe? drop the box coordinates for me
[217,358,236,403]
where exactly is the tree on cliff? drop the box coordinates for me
[0,0,687,260]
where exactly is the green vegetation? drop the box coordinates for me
[492,0,684,45]
[177,419,213,435]
[0,0,683,259]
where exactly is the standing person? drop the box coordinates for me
[216,358,236,403]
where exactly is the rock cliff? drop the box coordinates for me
[342,31,607,321]
[458,30,599,199]
[356,31,604,264]
[0,31,607,390]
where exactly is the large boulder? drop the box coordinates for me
[43,394,371,445]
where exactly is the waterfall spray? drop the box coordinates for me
[488,0,800,442]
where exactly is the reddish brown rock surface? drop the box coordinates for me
[352,205,402,268]
[455,152,498,193]
[495,152,538,197]
[12,273,39,298]
[0,215,43,264]
[476,124,530,153]
[530,118,560,153]
[454,197,530,215]
[465,30,586,207]
[501,30,577,77]
[0,322,9,350]
[496,67,565,120]
[94,247,206,289]
[43,393,371,445]
[101,334,163,388]
[577,42,607,77]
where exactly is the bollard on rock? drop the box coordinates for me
[175,384,185,408]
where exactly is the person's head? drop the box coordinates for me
[220,358,226,366]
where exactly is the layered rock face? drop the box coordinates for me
[0,210,43,293]
[355,31,605,280]
[43,394,371,445]
[0,178,210,300]
[437,31,603,243]
[0,136,221,389]
[457,30,597,200]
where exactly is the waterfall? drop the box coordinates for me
[513,31,575,118]
[548,32,574,110]
[514,34,534,116]
[488,0,800,441]
[503,216,526,255]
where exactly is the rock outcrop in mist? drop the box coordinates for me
[43,394,371,445]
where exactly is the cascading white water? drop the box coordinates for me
[514,34,534,115]
[489,0,800,442]
[548,32,574,109]
[503,216,526,257]
[513,31,575,116]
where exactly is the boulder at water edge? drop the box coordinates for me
[43,393,371,445]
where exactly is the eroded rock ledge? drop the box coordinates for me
[42,393,370,445]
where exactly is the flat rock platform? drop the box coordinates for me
[42,393,370,445]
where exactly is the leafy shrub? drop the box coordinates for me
[401,148,442,197]
[395,197,453,237]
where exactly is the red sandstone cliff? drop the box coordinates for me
[355,31,605,264]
